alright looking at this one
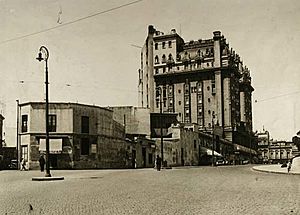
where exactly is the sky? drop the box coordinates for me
[0,0,300,146]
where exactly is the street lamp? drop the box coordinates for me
[16,99,20,170]
[211,113,215,167]
[36,46,51,177]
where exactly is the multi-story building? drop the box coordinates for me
[257,130,270,163]
[18,102,129,170]
[138,25,255,159]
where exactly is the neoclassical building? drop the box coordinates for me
[138,25,255,161]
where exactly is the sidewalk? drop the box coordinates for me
[252,164,300,175]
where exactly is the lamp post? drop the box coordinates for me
[36,46,51,177]
[249,133,252,164]
[16,99,20,170]
[159,88,164,164]
[211,113,215,167]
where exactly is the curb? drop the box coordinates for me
[252,167,300,175]
[32,176,65,181]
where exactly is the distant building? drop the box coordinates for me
[138,25,255,161]
[268,140,294,164]
[256,130,270,163]
[18,102,129,170]
[108,106,155,168]
[257,129,300,164]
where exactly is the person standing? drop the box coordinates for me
[156,155,162,171]
[39,155,46,172]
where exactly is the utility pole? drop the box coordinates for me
[159,88,164,165]
[16,100,20,169]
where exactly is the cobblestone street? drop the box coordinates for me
[0,166,299,215]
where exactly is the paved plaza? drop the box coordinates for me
[0,165,299,215]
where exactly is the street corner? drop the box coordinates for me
[252,165,300,175]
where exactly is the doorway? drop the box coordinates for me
[142,147,146,167]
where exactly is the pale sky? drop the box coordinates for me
[1,0,300,146]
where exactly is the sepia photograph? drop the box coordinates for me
[0,0,299,214]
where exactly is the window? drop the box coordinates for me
[179,101,182,105]
[162,42,166,49]
[184,84,189,94]
[21,145,28,161]
[81,116,89,133]
[208,98,211,103]
[194,140,197,149]
[163,67,166,73]
[198,108,202,114]
[178,89,181,94]
[48,115,57,132]
[162,55,166,63]
[81,138,90,155]
[155,55,159,64]
[21,115,28,132]
[163,87,166,98]
[155,68,159,74]
[155,43,158,50]
[168,41,172,48]
[185,99,189,105]
[208,110,211,114]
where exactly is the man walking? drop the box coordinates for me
[20,158,27,171]
[39,155,46,172]
[287,160,292,173]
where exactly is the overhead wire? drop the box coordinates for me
[0,0,144,45]
[255,90,300,103]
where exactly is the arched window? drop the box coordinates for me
[168,41,172,48]
[168,54,173,60]
[162,42,166,49]
[155,43,158,50]
[162,54,166,63]
[155,55,159,64]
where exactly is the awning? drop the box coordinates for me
[200,147,223,157]
[39,139,62,154]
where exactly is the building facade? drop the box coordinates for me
[138,25,255,159]
[0,114,4,153]
[108,106,155,168]
[18,102,129,170]
[257,130,270,163]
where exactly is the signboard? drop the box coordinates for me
[39,139,62,154]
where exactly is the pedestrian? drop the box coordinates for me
[39,155,46,172]
[156,155,162,171]
[20,158,27,171]
[287,160,292,173]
